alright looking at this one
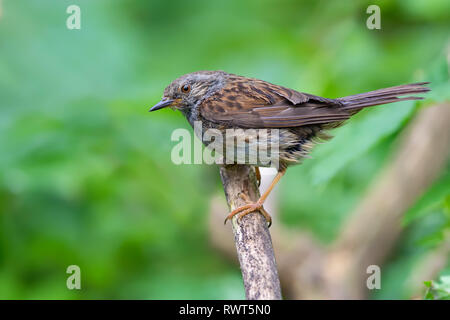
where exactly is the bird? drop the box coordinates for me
[149,70,430,227]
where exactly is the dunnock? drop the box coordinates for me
[150,71,429,226]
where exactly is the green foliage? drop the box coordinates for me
[0,0,448,299]
[404,169,450,226]
[424,276,450,300]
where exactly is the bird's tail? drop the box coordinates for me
[337,82,430,111]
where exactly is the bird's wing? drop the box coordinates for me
[200,76,350,128]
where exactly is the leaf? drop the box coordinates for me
[403,168,450,225]
[423,276,450,300]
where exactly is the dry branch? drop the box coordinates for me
[219,165,282,300]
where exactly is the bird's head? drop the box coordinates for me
[149,71,226,112]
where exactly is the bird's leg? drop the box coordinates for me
[224,168,286,228]
[255,166,261,187]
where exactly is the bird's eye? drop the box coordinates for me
[181,84,191,93]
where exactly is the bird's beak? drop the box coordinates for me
[149,98,174,112]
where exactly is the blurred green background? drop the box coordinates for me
[0,0,449,299]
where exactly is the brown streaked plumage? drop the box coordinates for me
[150,70,430,226]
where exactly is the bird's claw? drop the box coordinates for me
[224,193,272,228]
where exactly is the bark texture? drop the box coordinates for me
[219,165,282,300]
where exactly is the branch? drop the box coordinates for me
[219,165,282,300]
[209,164,325,299]
[208,190,323,299]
